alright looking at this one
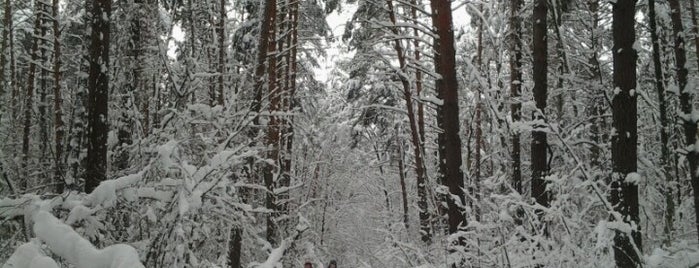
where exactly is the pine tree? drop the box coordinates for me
[85,0,112,193]
[610,0,641,266]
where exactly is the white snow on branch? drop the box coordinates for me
[32,211,144,268]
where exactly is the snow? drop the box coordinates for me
[2,241,58,268]
[32,211,144,268]
[646,244,699,267]
[84,169,146,208]
[624,172,642,185]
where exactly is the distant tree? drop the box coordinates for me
[22,0,42,191]
[52,0,64,193]
[648,0,673,243]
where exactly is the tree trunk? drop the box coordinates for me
[689,0,699,73]
[668,0,699,243]
[398,141,409,230]
[52,0,64,193]
[510,0,522,197]
[386,0,430,243]
[474,4,483,223]
[38,1,49,162]
[264,0,279,246]
[611,0,641,266]
[429,0,465,251]
[22,1,42,191]
[509,0,524,227]
[532,0,550,224]
[85,0,111,193]
[0,0,9,101]
[217,0,226,106]
[649,0,673,244]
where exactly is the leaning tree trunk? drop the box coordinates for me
[85,0,112,193]
[611,0,641,266]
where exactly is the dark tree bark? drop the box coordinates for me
[22,1,42,191]
[8,0,16,122]
[52,0,64,193]
[690,0,699,73]
[649,0,673,243]
[588,0,605,171]
[38,1,49,162]
[611,0,641,266]
[0,0,9,99]
[386,0,430,243]
[532,0,550,222]
[264,0,279,246]
[85,0,111,193]
[217,0,226,106]
[473,4,483,222]
[429,0,466,249]
[252,0,275,130]
[668,0,699,243]
[398,141,409,230]
[510,0,522,198]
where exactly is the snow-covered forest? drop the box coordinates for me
[2,0,699,267]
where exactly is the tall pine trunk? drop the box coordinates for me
[85,0,111,193]
[611,0,641,266]
[532,0,550,225]
[429,0,466,255]
[264,0,279,246]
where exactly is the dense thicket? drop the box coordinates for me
[2,0,699,267]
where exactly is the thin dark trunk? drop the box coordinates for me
[0,0,9,100]
[611,0,641,266]
[398,142,409,230]
[509,0,524,227]
[227,228,242,268]
[474,4,483,223]
[252,0,275,131]
[52,0,64,193]
[217,0,225,106]
[39,1,48,161]
[510,0,522,198]
[532,0,550,225]
[649,0,673,244]
[85,0,111,193]
[386,0,430,243]
[22,2,42,191]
